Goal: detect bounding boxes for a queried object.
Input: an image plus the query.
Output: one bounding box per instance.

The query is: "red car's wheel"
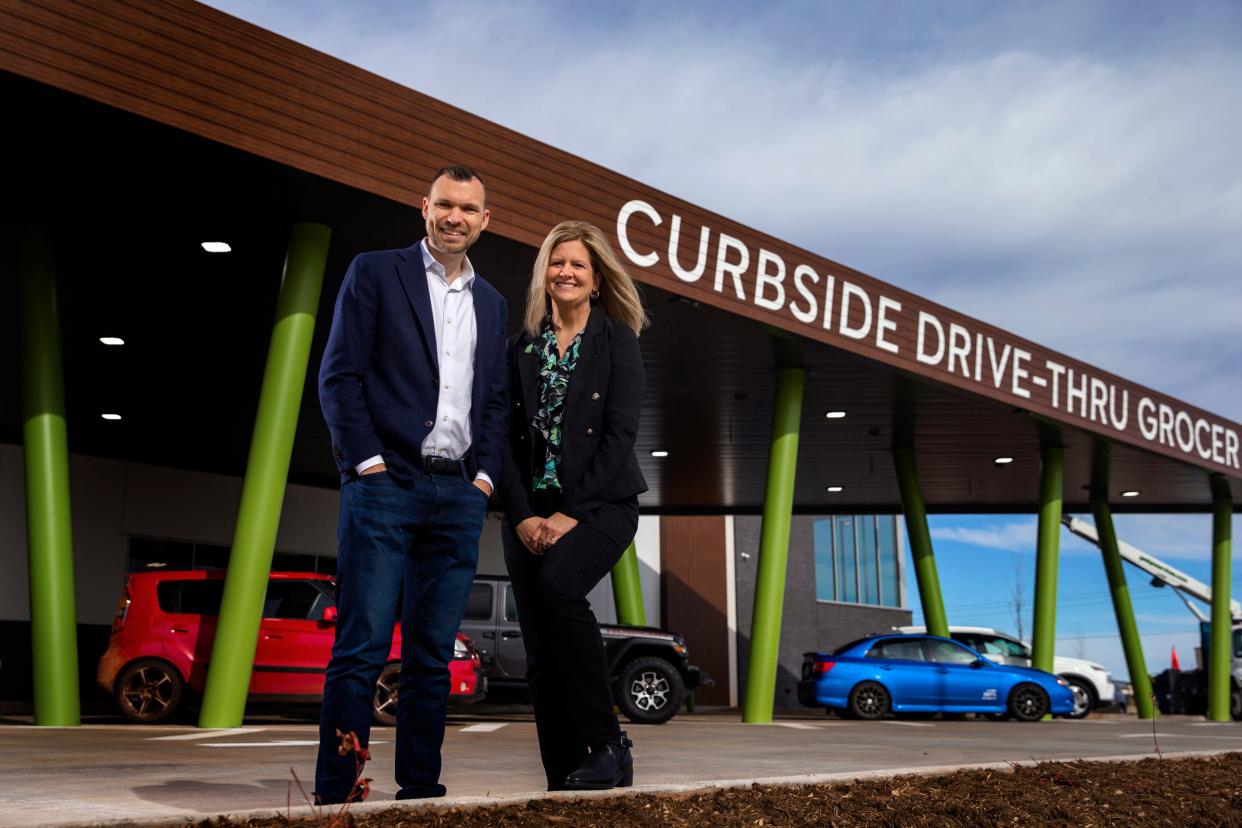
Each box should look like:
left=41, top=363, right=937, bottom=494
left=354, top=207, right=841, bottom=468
left=115, top=659, right=184, bottom=723
left=373, top=663, right=399, bottom=727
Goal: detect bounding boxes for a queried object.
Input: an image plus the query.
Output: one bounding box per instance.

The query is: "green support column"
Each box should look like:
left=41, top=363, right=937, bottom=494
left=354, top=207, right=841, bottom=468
left=611, top=541, right=646, bottom=626
left=1090, top=508, right=1154, bottom=719
left=18, top=224, right=80, bottom=727
left=742, top=365, right=804, bottom=724
left=892, top=446, right=949, bottom=639
left=199, top=223, right=331, bottom=727
left=1030, top=430, right=1063, bottom=676
left=1208, top=474, right=1232, bottom=722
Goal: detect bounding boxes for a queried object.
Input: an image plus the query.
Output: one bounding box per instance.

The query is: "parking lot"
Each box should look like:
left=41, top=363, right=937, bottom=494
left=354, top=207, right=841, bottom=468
left=1, top=709, right=1239, bottom=827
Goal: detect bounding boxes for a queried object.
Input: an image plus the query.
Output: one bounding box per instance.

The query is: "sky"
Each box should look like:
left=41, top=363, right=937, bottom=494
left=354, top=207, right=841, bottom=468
left=201, top=0, right=1242, bottom=682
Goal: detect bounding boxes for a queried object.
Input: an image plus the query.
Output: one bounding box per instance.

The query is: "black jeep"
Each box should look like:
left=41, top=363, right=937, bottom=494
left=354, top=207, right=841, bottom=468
left=461, top=575, right=709, bottom=724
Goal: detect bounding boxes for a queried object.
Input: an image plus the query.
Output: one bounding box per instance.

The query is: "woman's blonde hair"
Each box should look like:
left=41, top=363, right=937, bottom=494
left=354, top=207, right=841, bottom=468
left=523, top=221, right=650, bottom=336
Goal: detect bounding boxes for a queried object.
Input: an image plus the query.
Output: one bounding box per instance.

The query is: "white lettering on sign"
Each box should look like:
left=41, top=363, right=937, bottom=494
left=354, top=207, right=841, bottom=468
left=615, top=199, right=1241, bottom=471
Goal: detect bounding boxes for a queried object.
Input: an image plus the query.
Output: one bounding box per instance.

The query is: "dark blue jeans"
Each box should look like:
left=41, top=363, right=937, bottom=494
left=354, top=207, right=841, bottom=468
left=315, top=469, right=486, bottom=801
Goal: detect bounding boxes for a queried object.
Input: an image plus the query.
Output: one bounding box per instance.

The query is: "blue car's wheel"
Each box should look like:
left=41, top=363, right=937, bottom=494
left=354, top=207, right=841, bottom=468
left=1008, top=683, right=1050, bottom=722
left=848, top=681, right=890, bottom=720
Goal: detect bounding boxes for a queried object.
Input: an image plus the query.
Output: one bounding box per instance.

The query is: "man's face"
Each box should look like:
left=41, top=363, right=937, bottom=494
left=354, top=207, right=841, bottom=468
left=422, top=175, right=489, bottom=256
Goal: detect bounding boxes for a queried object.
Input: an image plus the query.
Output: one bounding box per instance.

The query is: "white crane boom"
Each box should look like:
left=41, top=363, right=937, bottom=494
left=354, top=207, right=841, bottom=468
left=1062, top=515, right=1241, bottom=623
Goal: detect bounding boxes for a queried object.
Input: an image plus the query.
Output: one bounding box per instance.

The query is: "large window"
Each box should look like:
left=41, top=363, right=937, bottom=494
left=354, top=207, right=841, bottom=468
left=812, top=515, right=902, bottom=608
left=128, top=536, right=336, bottom=574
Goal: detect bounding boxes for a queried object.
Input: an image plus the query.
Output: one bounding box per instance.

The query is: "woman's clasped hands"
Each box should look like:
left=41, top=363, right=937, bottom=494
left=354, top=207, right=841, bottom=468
left=515, top=512, right=579, bottom=554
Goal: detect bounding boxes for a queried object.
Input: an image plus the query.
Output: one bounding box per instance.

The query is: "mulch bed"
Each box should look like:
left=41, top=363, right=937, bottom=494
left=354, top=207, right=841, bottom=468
left=194, top=752, right=1242, bottom=827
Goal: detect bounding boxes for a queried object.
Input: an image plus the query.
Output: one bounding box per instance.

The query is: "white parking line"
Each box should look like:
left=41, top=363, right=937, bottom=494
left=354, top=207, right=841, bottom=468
left=882, top=721, right=935, bottom=727
left=201, top=740, right=390, bottom=748
left=149, top=728, right=266, bottom=741
left=1118, top=733, right=1242, bottom=740
left=1189, top=721, right=1237, bottom=727
left=767, top=722, right=820, bottom=730
left=459, top=723, right=508, bottom=733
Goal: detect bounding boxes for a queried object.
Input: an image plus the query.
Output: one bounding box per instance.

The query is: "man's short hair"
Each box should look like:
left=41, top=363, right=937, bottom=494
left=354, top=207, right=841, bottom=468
left=430, top=164, right=484, bottom=191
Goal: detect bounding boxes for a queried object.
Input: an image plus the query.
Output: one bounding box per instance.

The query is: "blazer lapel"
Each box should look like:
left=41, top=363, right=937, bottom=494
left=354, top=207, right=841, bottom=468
left=516, top=333, right=540, bottom=418
left=396, top=241, right=438, bottom=372
left=471, top=280, right=494, bottom=413
left=565, top=310, right=605, bottom=414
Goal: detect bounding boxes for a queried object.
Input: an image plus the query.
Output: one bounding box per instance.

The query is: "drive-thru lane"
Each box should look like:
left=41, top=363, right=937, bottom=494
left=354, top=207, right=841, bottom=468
left=0, top=712, right=1238, bottom=827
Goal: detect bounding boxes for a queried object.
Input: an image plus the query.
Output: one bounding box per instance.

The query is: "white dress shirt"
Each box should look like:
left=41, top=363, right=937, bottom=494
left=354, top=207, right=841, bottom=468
left=355, top=240, right=492, bottom=489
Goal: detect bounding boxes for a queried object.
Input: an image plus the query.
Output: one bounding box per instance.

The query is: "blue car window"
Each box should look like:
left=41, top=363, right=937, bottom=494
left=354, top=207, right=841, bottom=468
left=867, top=639, right=925, bottom=661
left=924, top=639, right=979, bottom=665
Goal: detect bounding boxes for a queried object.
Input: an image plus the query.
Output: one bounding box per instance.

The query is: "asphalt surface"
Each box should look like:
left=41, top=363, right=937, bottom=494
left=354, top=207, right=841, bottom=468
left=1, top=710, right=1239, bottom=827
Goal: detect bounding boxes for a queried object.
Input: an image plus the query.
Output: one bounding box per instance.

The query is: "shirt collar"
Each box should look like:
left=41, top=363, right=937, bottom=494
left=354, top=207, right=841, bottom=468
left=420, top=238, right=476, bottom=289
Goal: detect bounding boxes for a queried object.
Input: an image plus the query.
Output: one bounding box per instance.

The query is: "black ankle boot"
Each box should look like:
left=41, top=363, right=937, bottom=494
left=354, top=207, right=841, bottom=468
left=563, top=732, right=634, bottom=790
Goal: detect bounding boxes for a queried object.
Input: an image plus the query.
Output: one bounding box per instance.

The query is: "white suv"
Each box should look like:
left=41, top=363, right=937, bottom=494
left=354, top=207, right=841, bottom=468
left=897, top=625, right=1116, bottom=718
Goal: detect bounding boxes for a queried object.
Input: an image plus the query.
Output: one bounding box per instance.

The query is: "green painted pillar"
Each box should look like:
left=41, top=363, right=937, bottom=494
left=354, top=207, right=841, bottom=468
left=199, top=223, right=331, bottom=727
left=18, top=224, right=80, bottom=727
left=742, top=365, right=804, bottom=724
left=1208, top=474, right=1232, bottom=722
left=611, top=542, right=646, bottom=626
left=1090, top=497, right=1155, bottom=719
left=892, top=446, right=949, bottom=639
left=1030, top=433, right=1063, bottom=676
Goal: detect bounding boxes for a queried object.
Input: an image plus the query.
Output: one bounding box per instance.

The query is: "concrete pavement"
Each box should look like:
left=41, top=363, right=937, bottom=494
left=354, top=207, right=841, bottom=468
left=0, top=710, right=1239, bottom=827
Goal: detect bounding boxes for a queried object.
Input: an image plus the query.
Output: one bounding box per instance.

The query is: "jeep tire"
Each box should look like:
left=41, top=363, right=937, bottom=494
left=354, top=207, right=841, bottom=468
left=616, top=656, right=685, bottom=725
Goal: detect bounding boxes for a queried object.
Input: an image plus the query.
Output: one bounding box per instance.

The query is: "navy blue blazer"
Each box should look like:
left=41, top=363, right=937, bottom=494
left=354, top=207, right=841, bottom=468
left=500, top=310, right=648, bottom=524
left=318, top=240, right=508, bottom=485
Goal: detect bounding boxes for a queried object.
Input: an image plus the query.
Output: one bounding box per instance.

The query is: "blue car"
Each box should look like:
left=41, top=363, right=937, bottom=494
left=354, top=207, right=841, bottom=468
left=797, top=634, right=1075, bottom=721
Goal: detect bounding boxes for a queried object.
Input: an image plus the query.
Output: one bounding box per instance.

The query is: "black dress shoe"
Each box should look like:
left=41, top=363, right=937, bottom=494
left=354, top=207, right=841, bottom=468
left=563, top=732, right=634, bottom=790
left=396, top=783, right=447, bottom=799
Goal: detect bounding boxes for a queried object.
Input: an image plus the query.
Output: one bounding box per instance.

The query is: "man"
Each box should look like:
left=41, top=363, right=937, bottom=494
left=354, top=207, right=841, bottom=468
left=315, top=165, right=507, bottom=802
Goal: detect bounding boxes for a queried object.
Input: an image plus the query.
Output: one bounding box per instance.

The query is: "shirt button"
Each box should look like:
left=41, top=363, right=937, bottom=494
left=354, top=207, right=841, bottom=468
left=443, top=416, right=449, bottom=422
left=424, top=420, right=434, bottom=428
left=444, top=384, right=450, bottom=390
left=591, top=392, right=601, bottom=400
left=586, top=427, right=595, bottom=435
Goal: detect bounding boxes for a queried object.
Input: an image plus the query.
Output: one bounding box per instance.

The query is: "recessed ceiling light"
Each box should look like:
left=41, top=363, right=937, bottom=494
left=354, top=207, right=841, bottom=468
left=994, top=456, right=1014, bottom=465
left=826, top=485, right=844, bottom=493
left=824, top=410, right=847, bottom=419
left=101, top=413, right=122, bottom=421
left=1120, top=490, right=1140, bottom=498
left=650, top=450, right=669, bottom=458
left=145, top=561, right=167, bottom=568
left=99, top=337, right=125, bottom=346
left=201, top=241, right=232, bottom=253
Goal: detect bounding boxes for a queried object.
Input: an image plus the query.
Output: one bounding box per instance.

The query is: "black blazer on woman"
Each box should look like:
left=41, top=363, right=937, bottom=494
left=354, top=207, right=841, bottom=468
left=500, top=310, right=648, bottom=526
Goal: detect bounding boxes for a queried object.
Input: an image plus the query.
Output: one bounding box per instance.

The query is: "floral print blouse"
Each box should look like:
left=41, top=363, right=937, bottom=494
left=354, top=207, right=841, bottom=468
left=529, top=321, right=583, bottom=491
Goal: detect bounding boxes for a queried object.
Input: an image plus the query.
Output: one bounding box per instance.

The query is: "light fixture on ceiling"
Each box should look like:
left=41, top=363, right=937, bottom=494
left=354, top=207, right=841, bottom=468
left=99, top=336, right=125, bottom=346
left=650, top=450, right=669, bottom=458
left=826, top=485, right=844, bottom=493
left=1120, top=490, right=1140, bottom=498
left=201, top=241, right=232, bottom=253
left=994, top=456, right=1014, bottom=465
left=824, top=410, right=847, bottom=419
left=101, top=413, right=122, bottom=421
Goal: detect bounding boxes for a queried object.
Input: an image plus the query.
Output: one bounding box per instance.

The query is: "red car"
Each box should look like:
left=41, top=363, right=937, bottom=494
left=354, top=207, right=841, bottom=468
left=97, top=570, right=484, bottom=724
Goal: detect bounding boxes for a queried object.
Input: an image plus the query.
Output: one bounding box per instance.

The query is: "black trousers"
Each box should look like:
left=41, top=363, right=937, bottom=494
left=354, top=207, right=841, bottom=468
left=502, top=493, right=639, bottom=789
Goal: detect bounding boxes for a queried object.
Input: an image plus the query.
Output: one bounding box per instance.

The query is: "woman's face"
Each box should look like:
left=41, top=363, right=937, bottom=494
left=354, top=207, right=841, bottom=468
left=545, top=239, right=599, bottom=314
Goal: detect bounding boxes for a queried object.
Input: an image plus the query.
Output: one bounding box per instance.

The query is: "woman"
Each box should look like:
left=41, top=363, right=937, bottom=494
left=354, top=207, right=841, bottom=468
left=499, top=220, right=649, bottom=791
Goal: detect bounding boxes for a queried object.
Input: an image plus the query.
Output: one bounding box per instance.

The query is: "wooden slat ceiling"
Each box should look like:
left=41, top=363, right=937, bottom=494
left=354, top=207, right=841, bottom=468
left=0, top=0, right=1237, bottom=513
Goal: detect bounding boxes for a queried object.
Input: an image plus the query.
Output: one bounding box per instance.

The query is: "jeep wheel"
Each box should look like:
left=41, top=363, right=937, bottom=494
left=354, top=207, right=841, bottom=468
left=373, top=663, right=399, bottom=727
left=116, top=659, right=184, bottom=723
left=1231, top=685, right=1242, bottom=721
left=616, top=656, right=685, bottom=725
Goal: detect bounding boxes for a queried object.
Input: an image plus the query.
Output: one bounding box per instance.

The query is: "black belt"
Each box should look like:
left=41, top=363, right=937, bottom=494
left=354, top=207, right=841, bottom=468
left=422, top=455, right=465, bottom=475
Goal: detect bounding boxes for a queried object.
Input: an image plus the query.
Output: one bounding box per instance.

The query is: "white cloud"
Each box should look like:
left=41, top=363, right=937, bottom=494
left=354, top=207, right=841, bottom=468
left=202, top=1, right=1242, bottom=418
left=931, top=519, right=1098, bottom=555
